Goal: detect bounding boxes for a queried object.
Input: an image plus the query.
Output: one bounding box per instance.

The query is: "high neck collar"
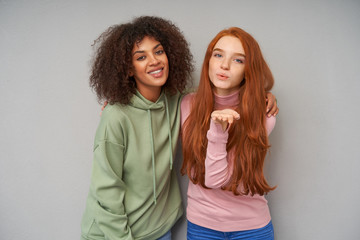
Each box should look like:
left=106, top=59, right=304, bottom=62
left=213, top=90, right=240, bottom=110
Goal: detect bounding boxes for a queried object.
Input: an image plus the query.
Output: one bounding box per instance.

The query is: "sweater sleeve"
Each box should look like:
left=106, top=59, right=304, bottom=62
left=204, top=119, right=231, bottom=188
left=204, top=116, right=276, bottom=189
left=90, top=140, right=133, bottom=240
left=87, top=111, right=134, bottom=240
left=180, top=93, right=193, bottom=127
left=265, top=115, right=276, bottom=135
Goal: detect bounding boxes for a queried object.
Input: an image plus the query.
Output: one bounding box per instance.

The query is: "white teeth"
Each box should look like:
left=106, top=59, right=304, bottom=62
left=149, top=69, right=162, bottom=74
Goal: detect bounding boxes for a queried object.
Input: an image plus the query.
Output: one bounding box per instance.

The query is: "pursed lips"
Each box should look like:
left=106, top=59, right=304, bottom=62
left=216, top=73, right=229, bottom=80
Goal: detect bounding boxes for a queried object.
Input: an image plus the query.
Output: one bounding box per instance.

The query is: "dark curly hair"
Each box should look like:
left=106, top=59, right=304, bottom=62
left=89, top=16, right=194, bottom=104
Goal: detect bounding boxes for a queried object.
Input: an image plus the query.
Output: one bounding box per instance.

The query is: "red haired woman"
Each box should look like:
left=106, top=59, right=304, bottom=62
left=181, top=27, right=277, bottom=239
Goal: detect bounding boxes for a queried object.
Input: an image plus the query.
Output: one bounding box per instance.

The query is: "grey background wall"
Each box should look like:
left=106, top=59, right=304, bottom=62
left=1, top=0, right=359, bottom=239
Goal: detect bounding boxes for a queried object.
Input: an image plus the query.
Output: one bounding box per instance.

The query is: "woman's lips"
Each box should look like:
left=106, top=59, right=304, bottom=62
left=216, top=73, right=229, bottom=80
left=148, top=68, right=164, bottom=78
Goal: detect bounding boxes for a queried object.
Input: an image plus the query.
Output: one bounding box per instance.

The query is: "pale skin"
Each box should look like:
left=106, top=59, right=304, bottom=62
left=211, top=94, right=278, bottom=131
left=209, top=36, right=277, bottom=131
left=211, top=109, right=240, bottom=131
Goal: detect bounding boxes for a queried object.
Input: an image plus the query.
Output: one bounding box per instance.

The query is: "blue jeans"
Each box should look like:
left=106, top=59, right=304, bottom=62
left=187, top=220, right=274, bottom=240
left=157, top=229, right=171, bottom=240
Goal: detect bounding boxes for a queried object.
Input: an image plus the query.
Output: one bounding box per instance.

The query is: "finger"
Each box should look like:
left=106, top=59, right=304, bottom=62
left=216, top=116, right=229, bottom=122
left=222, top=110, right=240, bottom=120
left=266, top=93, right=274, bottom=113
left=225, top=109, right=240, bottom=118
left=234, top=113, right=240, bottom=120
left=223, top=115, right=236, bottom=124
left=224, top=110, right=240, bottom=120
left=212, top=114, right=230, bottom=123
left=267, top=101, right=278, bottom=117
left=211, top=113, right=220, bottom=121
left=274, top=108, right=279, bottom=116
left=211, top=110, right=240, bottom=124
left=211, top=115, right=223, bottom=123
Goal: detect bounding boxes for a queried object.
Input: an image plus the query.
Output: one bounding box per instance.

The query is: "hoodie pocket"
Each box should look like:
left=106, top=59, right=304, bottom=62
left=82, top=219, right=105, bottom=240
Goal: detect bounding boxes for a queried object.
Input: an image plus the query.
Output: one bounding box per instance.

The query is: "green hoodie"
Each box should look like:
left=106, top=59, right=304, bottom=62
left=81, top=90, right=183, bottom=240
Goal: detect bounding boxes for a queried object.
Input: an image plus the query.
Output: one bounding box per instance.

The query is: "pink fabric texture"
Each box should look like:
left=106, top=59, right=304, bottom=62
left=181, top=91, right=276, bottom=231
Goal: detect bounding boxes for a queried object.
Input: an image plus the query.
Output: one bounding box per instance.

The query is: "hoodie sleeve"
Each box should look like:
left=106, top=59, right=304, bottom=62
left=204, top=116, right=276, bottom=189
left=90, top=140, right=134, bottom=240
left=86, top=110, right=134, bottom=240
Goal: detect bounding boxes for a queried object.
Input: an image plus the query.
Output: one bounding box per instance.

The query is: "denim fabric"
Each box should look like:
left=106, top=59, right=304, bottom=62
left=157, top=229, right=172, bottom=240
left=187, top=220, right=274, bottom=240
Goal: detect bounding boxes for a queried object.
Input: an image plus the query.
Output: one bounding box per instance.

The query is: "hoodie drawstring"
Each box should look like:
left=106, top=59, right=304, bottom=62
left=147, top=95, right=174, bottom=205
left=147, top=109, right=157, bottom=205
left=164, top=96, right=173, bottom=170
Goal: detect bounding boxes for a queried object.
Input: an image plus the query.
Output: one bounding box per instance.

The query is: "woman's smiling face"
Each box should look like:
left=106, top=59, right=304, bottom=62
left=130, top=36, right=169, bottom=101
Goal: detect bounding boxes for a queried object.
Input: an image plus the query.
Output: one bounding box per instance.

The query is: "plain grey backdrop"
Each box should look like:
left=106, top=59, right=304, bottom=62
left=1, top=0, right=359, bottom=239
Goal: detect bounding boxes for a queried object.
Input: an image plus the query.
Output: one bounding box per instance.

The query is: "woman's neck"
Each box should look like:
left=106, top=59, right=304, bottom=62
left=213, top=89, right=240, bottom=110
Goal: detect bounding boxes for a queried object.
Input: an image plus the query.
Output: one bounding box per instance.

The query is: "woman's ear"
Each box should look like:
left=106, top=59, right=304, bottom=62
left=129, top=70, right=134, bottom=77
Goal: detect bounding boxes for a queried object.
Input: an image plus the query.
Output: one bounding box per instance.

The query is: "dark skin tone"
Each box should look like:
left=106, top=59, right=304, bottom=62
left=266, top=93, right=279, bottom=117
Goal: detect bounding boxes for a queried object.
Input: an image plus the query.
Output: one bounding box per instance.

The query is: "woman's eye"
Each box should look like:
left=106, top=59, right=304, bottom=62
left=156, top=49, right=164, bottom=55
left=136, top=56, right=146, bottom=61
left=214, top=53, right=222, bottom=58
left=234, top=58, right=244, bottom=63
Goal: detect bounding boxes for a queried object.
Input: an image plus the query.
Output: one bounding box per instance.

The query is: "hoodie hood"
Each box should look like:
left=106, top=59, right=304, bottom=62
left=129, top=90, right=166, bottom=110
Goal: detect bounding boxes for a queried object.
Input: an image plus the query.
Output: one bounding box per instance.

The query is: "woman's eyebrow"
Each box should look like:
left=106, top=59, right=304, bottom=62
left=213, top=48, right=223, bottom=53
left=153, top=43, right=162, bottom=50
left=213, top=48, right=245, bottom=57
left=133, top=44, right=162, bottom=56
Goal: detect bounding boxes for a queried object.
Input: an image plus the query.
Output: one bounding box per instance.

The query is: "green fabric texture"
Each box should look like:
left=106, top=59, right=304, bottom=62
left=81, top=90, right=184, bottom=240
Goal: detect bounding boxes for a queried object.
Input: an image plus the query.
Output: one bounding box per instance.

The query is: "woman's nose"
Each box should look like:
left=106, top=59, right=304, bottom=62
left=149, top=54, right=160, bottom=65
left=220, top=59, right=230, bottom=70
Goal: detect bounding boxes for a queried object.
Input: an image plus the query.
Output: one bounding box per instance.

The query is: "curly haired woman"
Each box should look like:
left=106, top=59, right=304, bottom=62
left=181, top=27, right=278, bottom=239
left=81, top=16, right=193, bottom=240
left=81, top=16, right=278, bottom=240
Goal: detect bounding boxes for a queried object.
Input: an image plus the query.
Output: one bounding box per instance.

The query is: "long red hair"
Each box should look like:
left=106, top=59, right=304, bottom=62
left=181, top=27, right=276, bottom=196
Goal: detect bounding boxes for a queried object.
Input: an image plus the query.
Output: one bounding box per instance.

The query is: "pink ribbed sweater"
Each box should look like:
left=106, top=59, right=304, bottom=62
left=180, top=91, right=276, bottom=231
